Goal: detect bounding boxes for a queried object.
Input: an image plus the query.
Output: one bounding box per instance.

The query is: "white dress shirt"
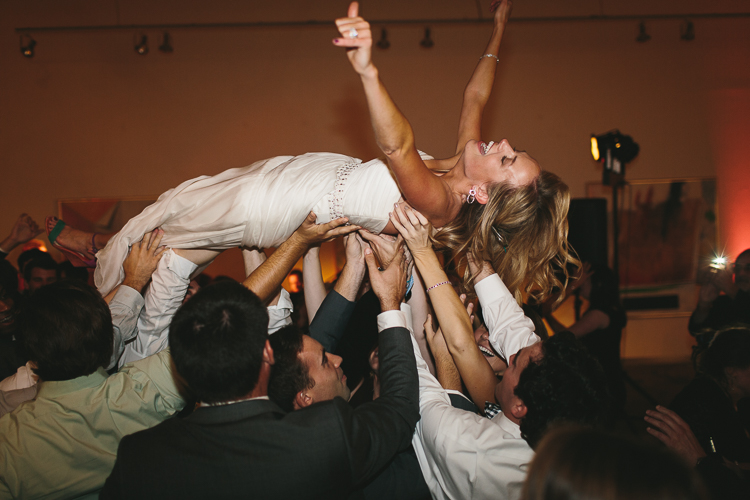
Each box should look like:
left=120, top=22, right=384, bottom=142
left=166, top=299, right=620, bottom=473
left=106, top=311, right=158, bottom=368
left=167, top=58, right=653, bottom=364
left=384, top=273, right=540, bottom=500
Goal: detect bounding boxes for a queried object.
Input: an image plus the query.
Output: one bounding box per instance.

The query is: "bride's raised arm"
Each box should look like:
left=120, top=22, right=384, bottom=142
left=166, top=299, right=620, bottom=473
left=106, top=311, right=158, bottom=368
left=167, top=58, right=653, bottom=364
left=334, top=2, right=457, bottom=227
left=454, top=0, right=512, bottom=153
left=424, top=0, right=513, bottom=177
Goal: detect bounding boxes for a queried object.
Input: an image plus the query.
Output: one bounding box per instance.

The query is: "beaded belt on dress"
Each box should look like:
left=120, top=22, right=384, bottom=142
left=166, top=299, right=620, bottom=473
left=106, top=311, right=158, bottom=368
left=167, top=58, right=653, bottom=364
left=328, top=161, right=361, bottom=220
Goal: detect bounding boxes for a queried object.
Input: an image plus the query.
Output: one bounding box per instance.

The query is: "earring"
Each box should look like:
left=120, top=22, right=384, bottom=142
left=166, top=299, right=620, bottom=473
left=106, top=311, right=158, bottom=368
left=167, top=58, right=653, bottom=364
left=467, top=188, right=476, bottom=204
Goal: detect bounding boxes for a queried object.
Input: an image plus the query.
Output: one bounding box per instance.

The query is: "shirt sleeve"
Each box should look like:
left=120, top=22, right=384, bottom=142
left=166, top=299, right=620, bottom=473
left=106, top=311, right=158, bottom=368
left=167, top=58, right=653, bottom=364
left=308, top=289, right=356, bottom=352
left=121, top=349, right=185, bottom=415
left=409, top=328, right=533, bottom=499
left=377, top=308, right=409, bottom=332
left=108, top=285, right=145, bottom=370
left=474, top=274, right=539, bottom=361
left=267, top=288, right=293, bottom=334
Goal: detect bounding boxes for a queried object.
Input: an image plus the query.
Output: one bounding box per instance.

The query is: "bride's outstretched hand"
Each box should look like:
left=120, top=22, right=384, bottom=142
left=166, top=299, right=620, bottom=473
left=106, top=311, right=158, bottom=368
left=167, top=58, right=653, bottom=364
left=490, top=0, right=513, bottom=28
left=389, top=202, right=432, bottom=257
left=333, top=2, right=373, bottom=76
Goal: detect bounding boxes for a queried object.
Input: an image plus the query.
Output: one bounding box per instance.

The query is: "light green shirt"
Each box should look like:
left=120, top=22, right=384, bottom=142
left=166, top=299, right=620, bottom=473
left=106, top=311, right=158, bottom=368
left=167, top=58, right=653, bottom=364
left=0, top=349, right=184, bottom=499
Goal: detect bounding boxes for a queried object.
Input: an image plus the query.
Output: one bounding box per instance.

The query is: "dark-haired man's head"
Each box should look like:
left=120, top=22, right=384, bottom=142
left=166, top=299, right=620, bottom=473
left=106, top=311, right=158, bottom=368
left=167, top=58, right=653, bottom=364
left=268, top=326, right=350, bottom=412
left=0, top=260, right=20, bottom=335
left=23, top=280, right=112, bottom=381
left=169, top=281, right=271, bottom=404
left=734, top=249, right=750, bottom=292
left=57, top=260, right=90, bottom=283
left=699, top=326, right=750, bottom=399
left=494, top=331, right=610, bottom=449
left=21, top=250, right=57, bottom=293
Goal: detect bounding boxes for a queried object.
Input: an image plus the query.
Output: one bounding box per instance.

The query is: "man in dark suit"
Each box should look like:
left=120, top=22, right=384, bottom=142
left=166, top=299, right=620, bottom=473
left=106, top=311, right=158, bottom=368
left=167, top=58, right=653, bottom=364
left=100, top=244, right=418, bottom=499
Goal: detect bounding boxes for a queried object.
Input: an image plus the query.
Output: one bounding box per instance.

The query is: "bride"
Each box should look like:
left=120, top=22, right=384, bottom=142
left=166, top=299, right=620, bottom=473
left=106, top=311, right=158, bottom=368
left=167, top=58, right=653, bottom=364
left=49, top=0, right=575, bottom=302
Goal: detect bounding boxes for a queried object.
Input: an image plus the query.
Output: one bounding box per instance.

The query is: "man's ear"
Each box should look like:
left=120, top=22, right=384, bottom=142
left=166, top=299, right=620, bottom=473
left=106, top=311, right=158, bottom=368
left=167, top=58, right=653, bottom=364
left=293, top=390, right=313, bottom=410
left=509, top=397, right=528, bottom=420
left=263, top=340, right=275, bottom=366
left=475, top=185, right=490, bottom=205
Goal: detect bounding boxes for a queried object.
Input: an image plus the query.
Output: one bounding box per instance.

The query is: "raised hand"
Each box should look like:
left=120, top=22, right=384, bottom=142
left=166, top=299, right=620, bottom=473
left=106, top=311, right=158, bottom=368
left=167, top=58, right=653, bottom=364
left=293, top=212, right=360, bottom=248
left=359, top=230, right=403, bottom=269
left=466, top=252, right=495, bottom=283
left=490, top=0, right=513, bottom=29
left=365, top=245, right=408, bottom=311
left=333, top=2, right=373, bottom=76
left=388, top=202, right=432, bottom=258
left=122, top=229, right=167, bottom=293
left=698, top=280, right=720, bottom=304
left=343, top=232, right=366, bottom=268
left=645, top=406, right=706, bottom=465
left=4, top=213, right=42, bottom=249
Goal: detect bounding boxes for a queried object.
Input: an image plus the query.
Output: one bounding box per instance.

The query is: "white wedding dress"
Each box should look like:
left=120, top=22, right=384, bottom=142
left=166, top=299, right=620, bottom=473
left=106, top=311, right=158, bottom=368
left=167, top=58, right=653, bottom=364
left=95, top=151, right=433, bottom=296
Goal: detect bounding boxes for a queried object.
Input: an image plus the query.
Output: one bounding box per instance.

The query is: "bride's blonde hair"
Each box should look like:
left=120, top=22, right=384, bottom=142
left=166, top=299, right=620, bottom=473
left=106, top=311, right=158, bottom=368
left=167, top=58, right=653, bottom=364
left=432, top=170, right=579, bottom=304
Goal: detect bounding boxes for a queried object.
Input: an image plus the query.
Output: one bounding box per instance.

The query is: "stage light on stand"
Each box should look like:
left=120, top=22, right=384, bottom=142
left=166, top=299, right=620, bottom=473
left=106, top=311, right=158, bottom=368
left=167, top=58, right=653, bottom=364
left=591, top=136, right=600, bottom=161
left=590, top=130, right=639, bottom=278
left=590, top=130, right=639, bottom=185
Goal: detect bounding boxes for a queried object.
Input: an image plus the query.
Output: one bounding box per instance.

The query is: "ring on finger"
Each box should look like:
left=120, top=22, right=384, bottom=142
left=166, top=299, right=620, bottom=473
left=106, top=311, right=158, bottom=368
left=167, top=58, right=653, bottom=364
left=349, top=28, right=359, bottom=38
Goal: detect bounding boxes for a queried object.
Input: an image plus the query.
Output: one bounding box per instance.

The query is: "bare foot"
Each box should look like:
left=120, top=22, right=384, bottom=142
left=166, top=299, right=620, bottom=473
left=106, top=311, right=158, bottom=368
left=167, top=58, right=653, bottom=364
left=46, top=217, right=97, bottom=259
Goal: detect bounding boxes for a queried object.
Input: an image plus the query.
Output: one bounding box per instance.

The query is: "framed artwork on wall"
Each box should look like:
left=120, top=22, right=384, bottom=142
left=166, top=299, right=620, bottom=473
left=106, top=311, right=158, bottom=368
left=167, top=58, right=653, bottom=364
left=585, top=178, right=718, bottom=316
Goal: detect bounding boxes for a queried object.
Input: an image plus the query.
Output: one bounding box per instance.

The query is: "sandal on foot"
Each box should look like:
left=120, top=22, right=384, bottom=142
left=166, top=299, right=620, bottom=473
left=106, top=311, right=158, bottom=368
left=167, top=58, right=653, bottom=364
left=46, top=216, right=97, bottom=268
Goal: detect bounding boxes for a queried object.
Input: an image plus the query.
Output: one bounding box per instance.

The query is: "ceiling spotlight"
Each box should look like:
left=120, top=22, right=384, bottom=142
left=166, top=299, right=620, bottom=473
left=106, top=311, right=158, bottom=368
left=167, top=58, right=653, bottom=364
left=159, top=32, right=174, bottom=53
left=636, top=22, right=651, bottom=43
left=376, top=28, right=390, bottom=50
left=420, top=27, right=434, bottom=49
left=681, top=21, right=695, bottom=41
left=20, top=35, right=36, bottom=58
left=134, top=35, right=149, bottom=55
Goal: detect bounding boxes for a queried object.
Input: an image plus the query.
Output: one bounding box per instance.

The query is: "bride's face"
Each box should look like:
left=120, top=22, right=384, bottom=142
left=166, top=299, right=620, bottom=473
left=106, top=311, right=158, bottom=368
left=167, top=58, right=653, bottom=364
left=463, top=139, right=540, bottom=188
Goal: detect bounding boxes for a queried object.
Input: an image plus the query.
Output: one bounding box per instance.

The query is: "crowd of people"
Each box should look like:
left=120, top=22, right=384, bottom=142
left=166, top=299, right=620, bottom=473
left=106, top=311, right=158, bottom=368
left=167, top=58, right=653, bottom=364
left=1, top=1, right=748, bottom=499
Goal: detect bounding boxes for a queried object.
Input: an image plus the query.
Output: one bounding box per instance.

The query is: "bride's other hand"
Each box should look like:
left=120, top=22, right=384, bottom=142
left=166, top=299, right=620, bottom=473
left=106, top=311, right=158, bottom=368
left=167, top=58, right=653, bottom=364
left=490, top=0, right=513, bottom=28
left=389, top=202, right=432, bottom=256
left=333, top=2, right=373, bottom=76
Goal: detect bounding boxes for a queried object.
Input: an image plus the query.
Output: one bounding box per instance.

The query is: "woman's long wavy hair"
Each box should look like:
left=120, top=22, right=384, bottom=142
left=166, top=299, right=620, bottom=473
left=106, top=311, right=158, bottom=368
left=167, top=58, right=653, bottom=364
left=432, top=170, right=578, bottom=304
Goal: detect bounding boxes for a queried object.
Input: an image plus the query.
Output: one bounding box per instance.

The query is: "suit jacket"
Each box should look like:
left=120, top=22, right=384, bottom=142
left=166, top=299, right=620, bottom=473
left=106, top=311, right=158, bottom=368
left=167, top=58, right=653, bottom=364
left=100, top=325, right=418, bottom=500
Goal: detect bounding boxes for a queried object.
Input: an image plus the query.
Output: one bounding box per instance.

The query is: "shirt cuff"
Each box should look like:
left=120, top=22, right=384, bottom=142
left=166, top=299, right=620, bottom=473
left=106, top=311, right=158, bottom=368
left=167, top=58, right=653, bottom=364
left=111, top=284, right=145, bottom=310
left=268, top=288, right=293, bottom=312
left=377, top=309, right=408, bottom=332
left=475, top=273, right=509, bottom=303
left=167, top=250, right=200, bottom=280
left=267, top=289, right=293, bottom=334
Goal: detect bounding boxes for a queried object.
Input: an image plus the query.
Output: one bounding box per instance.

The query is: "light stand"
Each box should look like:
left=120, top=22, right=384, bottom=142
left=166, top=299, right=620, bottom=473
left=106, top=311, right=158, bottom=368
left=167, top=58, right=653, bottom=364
left=590, top=132, right=657, bottom=413
left=590, top=130, right=639, bottom=278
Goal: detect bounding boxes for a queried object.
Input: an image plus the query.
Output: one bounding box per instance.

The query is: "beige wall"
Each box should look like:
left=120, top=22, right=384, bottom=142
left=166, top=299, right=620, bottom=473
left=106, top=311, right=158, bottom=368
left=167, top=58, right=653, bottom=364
left=3, top=1, right=749, bottom=358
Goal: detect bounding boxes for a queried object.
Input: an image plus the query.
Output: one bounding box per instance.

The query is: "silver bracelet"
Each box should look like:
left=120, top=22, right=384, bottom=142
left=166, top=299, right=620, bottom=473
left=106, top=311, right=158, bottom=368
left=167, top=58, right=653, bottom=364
left=480, top=53, right=500, bottom=63
left=426, top=281, right=450, bottom=293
